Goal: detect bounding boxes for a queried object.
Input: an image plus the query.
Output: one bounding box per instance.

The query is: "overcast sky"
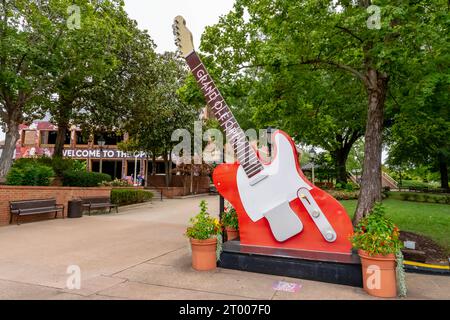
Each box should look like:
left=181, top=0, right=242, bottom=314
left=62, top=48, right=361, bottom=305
left=0, top=0, right=234, bottom=141
left=124, top=0, right=235, bottom=53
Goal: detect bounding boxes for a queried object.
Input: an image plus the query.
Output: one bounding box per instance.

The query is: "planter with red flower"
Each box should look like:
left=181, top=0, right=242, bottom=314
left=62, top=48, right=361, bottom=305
left=222, top=205, right=239, bottom=241
left=186, top=200, right=222, bottom=271
left=350, top=203, right=405, bottom=298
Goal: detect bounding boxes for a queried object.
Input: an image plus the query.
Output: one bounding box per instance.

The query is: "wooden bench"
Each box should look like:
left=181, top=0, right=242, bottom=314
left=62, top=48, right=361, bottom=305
left=81, top=197, right=118, bottom=216
left=9, top=199, right=65, bottom=225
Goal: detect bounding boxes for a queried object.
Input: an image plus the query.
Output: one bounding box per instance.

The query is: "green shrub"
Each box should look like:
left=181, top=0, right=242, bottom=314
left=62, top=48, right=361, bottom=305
left=72, top=160, right=87, bottom=172
left=185, top=200, right=221, bottom=240
left=335, top=182, right=359, bottom=191
left=110, top=189, right=153, bottom=206
left=222, top=206, right=239, bottom=230
left=6, top=167, right=26, bottom=185
left=6, top=163, right=54, bottom=186
left=328, top=190, right=359, bottom=200
left=350, top=203, right=402, bottom=256
left=63, top=170, right=112, bottom=187
left=399, top=180, right=433, bottom=189
left=11, top=158, right=39, bottom=169
left=335, top=182, right=344, bottom=190
left=50, top=157, right=77, bottom=177
left=388, top=192, right=449, bottom=204
left=101, top=179, right=130, bottom=187
left=26, top=165, right=54, bottom=186
left=10, top=157, right=86, bottom=178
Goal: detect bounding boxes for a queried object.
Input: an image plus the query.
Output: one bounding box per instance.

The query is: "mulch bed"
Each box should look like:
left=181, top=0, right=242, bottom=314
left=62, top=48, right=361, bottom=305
left=400, top=231, right=449, bottom=265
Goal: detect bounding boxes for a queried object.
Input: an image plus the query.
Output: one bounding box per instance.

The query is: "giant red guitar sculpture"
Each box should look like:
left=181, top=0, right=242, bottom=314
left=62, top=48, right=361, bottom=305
left=173, top=16, right=354, bottom=254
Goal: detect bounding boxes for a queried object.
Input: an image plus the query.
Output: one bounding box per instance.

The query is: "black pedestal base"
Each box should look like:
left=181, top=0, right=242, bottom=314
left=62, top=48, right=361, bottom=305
left=218, top=241, right=363, bottom=287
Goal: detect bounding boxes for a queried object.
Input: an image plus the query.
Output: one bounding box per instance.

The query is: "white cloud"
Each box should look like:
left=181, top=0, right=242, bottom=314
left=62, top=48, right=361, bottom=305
left=123, top=0, right=235, bottom=53
left=0, top=1, right=235, bottom=139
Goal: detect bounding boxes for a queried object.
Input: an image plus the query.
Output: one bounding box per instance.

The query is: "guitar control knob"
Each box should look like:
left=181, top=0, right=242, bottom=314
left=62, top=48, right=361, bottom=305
left=312, top=210, right=320, bottom=218
left=325, top=230, right=336, bottom=242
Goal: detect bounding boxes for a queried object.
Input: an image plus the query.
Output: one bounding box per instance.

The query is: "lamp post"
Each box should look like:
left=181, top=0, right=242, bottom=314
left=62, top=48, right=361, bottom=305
left=134, top=154, right=138, bottom=186
left=267, top=126, right=273, bottom=158
left=309, top=148, right=317, bottom=184
left=98, top=135, right=106, bottom=174
left=87, top=137, right=93, bottom=172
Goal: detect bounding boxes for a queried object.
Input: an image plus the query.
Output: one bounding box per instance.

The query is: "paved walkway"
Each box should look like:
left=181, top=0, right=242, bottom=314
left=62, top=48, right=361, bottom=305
left=0, top=195, right=448, bottom=300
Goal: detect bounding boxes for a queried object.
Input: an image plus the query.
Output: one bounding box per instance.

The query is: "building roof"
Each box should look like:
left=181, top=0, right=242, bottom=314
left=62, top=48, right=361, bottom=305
left=301, top=162, right=322, bottom=171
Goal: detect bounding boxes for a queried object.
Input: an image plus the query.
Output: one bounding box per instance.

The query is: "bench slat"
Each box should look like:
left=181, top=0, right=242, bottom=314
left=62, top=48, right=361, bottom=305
left=80, top=197, right=118, bottom=216
left=9, top=198, right=64, bottom=225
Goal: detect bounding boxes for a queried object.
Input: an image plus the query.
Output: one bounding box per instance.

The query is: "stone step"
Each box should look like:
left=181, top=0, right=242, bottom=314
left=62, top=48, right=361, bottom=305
left=145, top=188, right=165, bottom=201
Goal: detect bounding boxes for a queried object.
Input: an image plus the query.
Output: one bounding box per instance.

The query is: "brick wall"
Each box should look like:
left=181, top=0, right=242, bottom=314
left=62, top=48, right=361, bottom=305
left=0, top=186, right=112, bottom=226
left=148, top=175, right=210, bottom=196
left=160, top=187, right=188, bottom=198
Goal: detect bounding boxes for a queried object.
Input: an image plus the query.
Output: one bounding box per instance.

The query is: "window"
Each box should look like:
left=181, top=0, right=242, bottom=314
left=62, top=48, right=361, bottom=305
left=40, top=130, right=71, bottom=145
left=94, top=132, right=124, bottom=146
left=64, top=131, right=71, bottom=144
left=75, top=131, right=90, bottom=145
left=22, top=130, right=37, bottom=146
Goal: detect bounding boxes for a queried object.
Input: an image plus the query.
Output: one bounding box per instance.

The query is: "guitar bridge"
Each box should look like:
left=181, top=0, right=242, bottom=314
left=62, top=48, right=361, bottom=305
left=297, top=188, right=337, bottom=243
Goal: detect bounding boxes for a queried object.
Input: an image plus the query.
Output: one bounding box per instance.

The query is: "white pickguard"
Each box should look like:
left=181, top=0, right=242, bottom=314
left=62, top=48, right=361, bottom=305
left=236, top=132, right=312, bottom=222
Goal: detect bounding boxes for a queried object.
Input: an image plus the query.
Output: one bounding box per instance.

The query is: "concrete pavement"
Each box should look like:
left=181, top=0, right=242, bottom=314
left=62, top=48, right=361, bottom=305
left=0, top=195, right=448, bottom=300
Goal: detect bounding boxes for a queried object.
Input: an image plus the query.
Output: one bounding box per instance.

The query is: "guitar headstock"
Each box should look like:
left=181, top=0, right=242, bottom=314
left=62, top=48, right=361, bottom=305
left=172, top=15, right=194, bottom=58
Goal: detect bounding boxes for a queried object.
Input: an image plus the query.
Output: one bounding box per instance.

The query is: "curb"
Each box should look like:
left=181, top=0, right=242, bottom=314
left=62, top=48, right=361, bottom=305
left=404, top=260, right=449, bottom=276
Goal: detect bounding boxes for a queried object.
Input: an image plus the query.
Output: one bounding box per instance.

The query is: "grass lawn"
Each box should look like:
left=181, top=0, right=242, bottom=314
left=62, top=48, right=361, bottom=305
left=340, top=199, right=450, bottom=254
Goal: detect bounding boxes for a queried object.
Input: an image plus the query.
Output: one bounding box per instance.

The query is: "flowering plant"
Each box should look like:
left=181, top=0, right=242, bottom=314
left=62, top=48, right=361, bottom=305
left=350, top=203, right=402, bottom=256
left=186, top=200, right=222, bottom=240
left=222, top=205, right=239, bottom=230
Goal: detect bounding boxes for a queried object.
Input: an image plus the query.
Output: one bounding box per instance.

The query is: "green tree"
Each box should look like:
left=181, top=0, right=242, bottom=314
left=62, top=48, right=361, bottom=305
left=249, top=69, right=366, bottom=184
left=121, top=52, right=200, bottom=187
left=0, top=0, right=66, bottom=178
left=387, top=76, right=449, bottom=189
left=198, top=0, right=448, bottom=222
left=386, top=7, right=449, bottom=190
left=46, top=0, right=143, bottom=157
left=347, top=138, right=365, bottom=177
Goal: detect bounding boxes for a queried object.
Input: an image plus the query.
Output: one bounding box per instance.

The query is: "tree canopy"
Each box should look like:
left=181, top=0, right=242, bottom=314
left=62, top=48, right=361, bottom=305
left=195, top=0, right=448, bottom=221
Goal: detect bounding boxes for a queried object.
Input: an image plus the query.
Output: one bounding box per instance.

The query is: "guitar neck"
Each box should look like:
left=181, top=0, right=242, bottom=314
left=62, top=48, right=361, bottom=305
left=185, top=51, right=263, bottom=178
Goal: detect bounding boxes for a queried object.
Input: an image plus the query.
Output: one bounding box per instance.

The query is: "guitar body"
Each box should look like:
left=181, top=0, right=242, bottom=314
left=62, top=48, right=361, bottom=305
left=213, top=130, right=354, bottom=254
left=173, top=16, right=353, bottom=255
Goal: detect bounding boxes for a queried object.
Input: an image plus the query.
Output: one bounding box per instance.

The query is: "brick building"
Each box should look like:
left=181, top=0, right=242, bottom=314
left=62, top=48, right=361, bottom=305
left=15, top=121, right=167, bottom=181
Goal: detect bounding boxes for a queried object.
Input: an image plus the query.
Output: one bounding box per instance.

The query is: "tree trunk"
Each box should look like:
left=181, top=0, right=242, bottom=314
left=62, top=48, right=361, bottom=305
left=0, top=120, right=20, bottom=180
left=163, top=152, right=169, bottom=187
left=438, top=156, right=449, bottom=190
left=53, top=97, right=73, bottom=158
left=53, top=123, right=68, bottom=158
left=144, top=156, right=149, bottom=188
left=332, top=147, right=351, bottom=185
left=168, top=151, right=173, bottom=186
left=152, top=151, right=156, bottom=176
left=190, top=164, right=194, bottom=194
left=354, top=69, right=389, bottom=225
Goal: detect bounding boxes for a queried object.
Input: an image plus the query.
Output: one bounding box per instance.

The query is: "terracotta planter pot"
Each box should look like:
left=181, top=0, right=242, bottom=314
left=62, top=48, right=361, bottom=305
left=225, top=227, right=239, bottom=241
left=190, top=238, right=217, bottom=271
left=358, top=250, right=397, bottom=298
